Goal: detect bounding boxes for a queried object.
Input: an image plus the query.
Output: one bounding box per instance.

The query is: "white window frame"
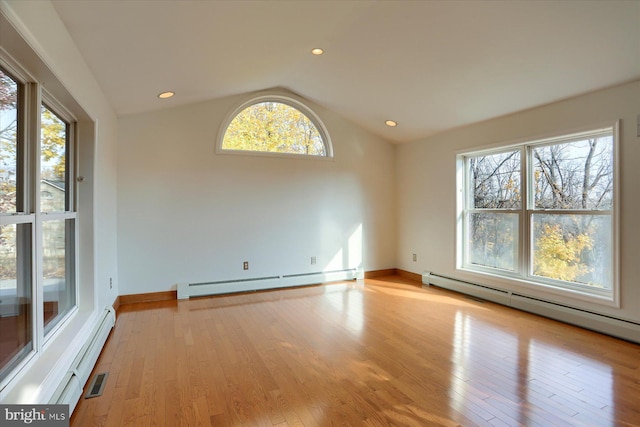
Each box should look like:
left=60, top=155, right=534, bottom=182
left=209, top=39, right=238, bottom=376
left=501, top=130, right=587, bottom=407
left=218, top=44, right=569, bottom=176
left=0, top=57, right=79, bottom=389
left=39, top=93, right=78, bottom=339
left=456, top=122, right=619, bottom=307
left=216, top=91, right=334, bottom=159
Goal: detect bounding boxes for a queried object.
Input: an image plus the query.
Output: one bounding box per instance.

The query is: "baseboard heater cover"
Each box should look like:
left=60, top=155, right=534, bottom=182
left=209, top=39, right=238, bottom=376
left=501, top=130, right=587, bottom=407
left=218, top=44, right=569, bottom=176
left=422, top=271, right=511, bottom=306
left=510, top=294, right=640, bottom=343
left=422, top=271, right=639, bottom=344
left=177, top=269, right=358, bottom=299
left=50, top=306, right=116, bottom=413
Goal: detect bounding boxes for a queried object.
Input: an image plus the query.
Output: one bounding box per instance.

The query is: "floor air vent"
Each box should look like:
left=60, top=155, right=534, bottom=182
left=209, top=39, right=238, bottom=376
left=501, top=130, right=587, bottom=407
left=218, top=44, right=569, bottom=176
left=85, top=372, right=109, bottom=399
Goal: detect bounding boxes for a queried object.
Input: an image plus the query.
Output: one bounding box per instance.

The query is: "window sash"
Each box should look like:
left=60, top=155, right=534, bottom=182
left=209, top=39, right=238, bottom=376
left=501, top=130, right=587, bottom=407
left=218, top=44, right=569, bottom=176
left=40, top=103, right=72, bottom=213
left=463, top=211, right=520, bottom=274
left=41, top=216, right=76, bottom=335
left=528, top=211, right=613, bottom=295
left=38, top=98, right=77, bottom=341
left=0, top=222, right=34, bottom=381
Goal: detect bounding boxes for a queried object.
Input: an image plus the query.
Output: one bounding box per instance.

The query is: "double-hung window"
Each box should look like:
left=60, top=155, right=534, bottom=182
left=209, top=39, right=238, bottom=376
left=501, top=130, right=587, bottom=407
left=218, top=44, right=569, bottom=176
left=458, top=124, right=618, bottom=303
left=40, top=103, right=76, bottom=335
left=0, top=62, right=77, bottom=385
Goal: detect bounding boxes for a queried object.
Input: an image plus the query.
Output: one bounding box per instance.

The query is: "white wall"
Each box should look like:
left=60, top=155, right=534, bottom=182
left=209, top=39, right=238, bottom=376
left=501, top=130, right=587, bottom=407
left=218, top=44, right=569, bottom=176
left=397, top=80, right=640, bottom=322
left=1, top=0, right=119, bottom=308
left=0, top=0, right=119, bottom=402
left=117, top=90, right=396, bottom=295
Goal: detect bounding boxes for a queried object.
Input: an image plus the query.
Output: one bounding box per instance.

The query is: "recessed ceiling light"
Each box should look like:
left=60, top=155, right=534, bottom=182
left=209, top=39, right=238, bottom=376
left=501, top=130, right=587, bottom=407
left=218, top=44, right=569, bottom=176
left=385, top=120, right=398, bottom=127
left=158, top=91, right=175, bottom=99
left=311, top=48, right=324, bottom=55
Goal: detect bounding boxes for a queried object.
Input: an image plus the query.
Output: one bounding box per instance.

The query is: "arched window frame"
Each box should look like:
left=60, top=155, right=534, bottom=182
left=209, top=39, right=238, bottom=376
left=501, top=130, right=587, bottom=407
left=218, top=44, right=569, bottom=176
left=216, top=92, right=334, bottom=159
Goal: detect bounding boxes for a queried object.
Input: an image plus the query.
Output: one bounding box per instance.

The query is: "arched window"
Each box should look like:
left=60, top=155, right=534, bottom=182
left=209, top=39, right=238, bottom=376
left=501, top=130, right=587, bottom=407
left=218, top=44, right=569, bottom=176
left=218, top=94, right=332, bottom=158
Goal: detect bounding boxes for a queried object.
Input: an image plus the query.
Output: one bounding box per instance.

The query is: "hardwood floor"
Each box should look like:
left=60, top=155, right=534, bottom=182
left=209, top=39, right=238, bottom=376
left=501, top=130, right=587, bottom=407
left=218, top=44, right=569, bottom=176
left=71, top=276, right=640, bottom=426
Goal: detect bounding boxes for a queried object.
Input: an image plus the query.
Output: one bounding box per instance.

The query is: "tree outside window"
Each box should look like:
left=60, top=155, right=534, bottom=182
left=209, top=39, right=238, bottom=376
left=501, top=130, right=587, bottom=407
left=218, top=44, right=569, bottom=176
left=460, top=127, right=616, bottom=297
left=221, top=100, right=329, bottom=157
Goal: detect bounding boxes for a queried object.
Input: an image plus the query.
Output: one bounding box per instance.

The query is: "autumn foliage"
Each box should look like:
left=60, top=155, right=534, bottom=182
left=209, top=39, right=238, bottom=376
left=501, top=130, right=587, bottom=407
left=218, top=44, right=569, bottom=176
left=222, top=101, right=326, bottom=156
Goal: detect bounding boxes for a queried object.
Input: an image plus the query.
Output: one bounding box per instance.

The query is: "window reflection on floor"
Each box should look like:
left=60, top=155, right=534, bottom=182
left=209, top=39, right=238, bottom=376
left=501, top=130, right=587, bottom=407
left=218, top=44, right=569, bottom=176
left=527, top=339, right=612, bottom=425
left=450, top=311, right=613, bottom=425
left=323, top=284, right=364, bottom=336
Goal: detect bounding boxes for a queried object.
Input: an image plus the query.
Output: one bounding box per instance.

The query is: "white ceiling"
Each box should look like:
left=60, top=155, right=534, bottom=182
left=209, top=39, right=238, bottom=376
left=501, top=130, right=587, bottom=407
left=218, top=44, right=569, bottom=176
left=51, top=0, right=640, bottom=143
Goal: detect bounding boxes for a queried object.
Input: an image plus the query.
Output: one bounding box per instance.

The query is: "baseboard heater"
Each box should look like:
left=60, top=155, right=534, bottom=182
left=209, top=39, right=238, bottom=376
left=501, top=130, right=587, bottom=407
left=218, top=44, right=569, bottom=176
left=49, top=306, right=116, bottom=413
left=422, top=272, right=640, bottom=344
left=177, top=269, right=359, bottom=299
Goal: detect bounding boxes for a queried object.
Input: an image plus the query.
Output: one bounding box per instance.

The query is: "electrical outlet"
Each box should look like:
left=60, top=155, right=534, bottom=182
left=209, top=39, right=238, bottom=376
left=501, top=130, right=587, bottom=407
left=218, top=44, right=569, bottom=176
left=412, top=253, right=417, bottom=262
left=243, top=261, right=249, bottom=270
left=311, top=256, right=316, bottom=265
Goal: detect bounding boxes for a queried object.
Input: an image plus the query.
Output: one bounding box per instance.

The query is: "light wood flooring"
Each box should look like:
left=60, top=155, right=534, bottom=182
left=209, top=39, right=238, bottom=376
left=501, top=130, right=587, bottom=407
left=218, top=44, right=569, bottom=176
left=71, top=276, right=640, bottom=426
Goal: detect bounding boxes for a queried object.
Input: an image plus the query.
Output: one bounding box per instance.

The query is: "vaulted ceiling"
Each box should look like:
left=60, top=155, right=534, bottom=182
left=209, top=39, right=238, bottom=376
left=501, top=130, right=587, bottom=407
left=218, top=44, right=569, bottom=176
left=51, top=0, right=640, bottom=143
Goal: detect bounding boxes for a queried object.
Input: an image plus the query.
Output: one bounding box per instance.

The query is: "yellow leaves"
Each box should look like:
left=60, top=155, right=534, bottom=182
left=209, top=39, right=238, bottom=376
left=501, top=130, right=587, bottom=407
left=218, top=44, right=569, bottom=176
left=41, top=108, right=65, bottom=154
left=534, top=223, right=593, bottom=282
left=222, top=102, right=325, bottom=156
left=41, top=106, right=66, bottom=180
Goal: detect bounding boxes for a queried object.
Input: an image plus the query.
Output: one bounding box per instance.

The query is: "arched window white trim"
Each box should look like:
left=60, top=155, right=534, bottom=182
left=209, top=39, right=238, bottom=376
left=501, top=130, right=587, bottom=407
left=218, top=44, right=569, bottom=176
left=216, top=91, right=333, bottom=159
